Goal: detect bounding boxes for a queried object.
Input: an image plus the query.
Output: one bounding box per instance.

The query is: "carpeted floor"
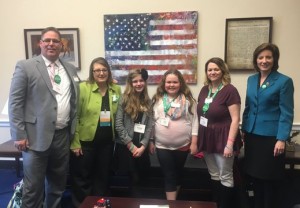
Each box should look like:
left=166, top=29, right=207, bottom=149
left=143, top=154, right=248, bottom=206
left=0, top=168, right=72, bottom=208
left=0, top=156, right=210, bottom=208
left=0, top=168, right=23, bottom=207
left=1, top=157, right=300, bottom=208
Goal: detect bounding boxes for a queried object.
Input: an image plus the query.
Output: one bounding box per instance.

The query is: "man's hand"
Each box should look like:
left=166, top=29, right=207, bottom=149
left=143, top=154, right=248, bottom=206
left=14, top=139, right=29, bottom=151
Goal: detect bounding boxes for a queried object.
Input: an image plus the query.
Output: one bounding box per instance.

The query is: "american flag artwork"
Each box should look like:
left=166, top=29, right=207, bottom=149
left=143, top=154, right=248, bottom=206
left=104, top=11, right=198, bottom=84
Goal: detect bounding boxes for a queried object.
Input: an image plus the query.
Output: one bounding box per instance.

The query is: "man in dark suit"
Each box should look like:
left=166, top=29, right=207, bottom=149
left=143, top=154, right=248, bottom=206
left=9, top=27, right=80, bottom=208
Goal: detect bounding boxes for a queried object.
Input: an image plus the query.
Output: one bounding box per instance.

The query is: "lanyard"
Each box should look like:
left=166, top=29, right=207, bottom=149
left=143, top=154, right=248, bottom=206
left=202, top=83, right=223, bottom=115
left=163, top=93, right=176, bottom=115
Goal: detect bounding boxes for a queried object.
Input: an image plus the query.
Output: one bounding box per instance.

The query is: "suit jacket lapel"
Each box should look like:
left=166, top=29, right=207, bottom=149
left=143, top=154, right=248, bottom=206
left=265, top=71, right=279, bottom=88
left=252, top=73, right=259, bottom=97
left=258, top=71, right=279, bottom=94
left=59, top=59, right=79, bottom=99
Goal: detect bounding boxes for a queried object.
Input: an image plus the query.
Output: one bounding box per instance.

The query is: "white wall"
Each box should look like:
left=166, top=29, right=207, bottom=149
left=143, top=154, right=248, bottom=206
left=1, top=0, right=300, bottom=143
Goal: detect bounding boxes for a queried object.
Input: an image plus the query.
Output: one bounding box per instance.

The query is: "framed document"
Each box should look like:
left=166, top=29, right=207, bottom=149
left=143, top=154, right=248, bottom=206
left=225, top=17, right=272, bottom=71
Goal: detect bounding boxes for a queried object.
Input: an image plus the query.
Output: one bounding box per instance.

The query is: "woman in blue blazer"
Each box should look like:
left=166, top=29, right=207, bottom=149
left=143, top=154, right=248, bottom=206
left=242, top=43, right=294, bottom=208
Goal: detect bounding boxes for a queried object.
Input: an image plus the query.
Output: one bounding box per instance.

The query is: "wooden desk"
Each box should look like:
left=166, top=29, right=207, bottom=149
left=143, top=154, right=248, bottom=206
left=285, top=144, right=300, bottom=170
left=80, top=196, right=217, bottom=208
left=0, top=140, right=22, bottom=177
left=239, top=144, right=300, bottom=170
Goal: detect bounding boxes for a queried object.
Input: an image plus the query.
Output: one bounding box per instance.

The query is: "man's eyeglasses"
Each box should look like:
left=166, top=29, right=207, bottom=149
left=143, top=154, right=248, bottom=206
left=41, top=38, right=61, bottom=44
left=93, top=69, right=108, bottom=74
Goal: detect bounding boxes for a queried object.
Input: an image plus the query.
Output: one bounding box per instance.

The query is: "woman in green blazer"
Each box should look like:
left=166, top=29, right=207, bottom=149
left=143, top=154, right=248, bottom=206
left=70, top=57, right=121, bottom=207
left=242, top=43, right=294, bottom=208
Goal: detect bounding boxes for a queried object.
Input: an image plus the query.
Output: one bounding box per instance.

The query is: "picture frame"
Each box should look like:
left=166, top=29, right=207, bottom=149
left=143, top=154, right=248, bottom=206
left=224, top=17, right=272, bottom=71
left=24, top=28, right=81, bottom=69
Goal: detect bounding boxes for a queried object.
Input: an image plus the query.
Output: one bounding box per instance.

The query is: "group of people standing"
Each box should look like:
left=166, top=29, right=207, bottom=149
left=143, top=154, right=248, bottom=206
left=8, top=26, right=294, bottom=208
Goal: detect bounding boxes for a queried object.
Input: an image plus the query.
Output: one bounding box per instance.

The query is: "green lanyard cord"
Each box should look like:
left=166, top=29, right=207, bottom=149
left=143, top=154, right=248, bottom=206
left=202, top=83, right=223, bottom=115
left=163, top=93, right=176, bottom=115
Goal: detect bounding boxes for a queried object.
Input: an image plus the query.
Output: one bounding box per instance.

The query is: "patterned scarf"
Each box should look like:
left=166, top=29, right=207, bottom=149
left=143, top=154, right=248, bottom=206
left=165, top=94, right=187, bottom=120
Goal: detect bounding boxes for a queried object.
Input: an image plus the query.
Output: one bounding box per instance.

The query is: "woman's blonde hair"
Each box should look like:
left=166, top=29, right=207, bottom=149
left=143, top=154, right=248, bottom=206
left=204, top=57, right=231, bottom=86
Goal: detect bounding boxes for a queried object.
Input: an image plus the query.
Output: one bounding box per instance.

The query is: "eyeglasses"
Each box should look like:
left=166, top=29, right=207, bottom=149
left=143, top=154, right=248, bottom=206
left=93, top=69, right=108, bottom=74
left=41, top=38, right=61, bottom=44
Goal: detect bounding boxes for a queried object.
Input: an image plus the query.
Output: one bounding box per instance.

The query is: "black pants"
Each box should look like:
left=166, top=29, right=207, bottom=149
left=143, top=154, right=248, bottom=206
left=156, top=148, right=188, bottom=192
left=250, top=176, right=284, bottom=208
left=70, top=140, right=114, bottom=206
left=113, top=143, right=150, bottom=197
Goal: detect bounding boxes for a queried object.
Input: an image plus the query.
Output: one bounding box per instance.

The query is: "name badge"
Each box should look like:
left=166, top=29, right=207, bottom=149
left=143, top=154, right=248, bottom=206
left=200, top=116, right=208, bottom=127
left=134, top=123, right=146, bottom=134
left=205, top=98, right=212, bottom=104
left=159, top=117, right=170, bottom=127
left=171, top=102, right=180, bottom=108
left=100, top=111, right=111, bottom=126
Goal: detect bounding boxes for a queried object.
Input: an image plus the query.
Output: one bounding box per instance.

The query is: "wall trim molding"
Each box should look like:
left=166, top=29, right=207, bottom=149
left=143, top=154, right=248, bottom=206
left=0, top=122, right=299, bottom=161
left=292, top=123, right=300, bottom=130
left=0, top=120, right=9, bottom=127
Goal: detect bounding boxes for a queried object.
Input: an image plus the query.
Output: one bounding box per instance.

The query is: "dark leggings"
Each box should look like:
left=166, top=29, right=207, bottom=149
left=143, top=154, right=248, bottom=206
left=70, top=141, right=114, bottom=206
left=156, top=148, right=188, bottom=192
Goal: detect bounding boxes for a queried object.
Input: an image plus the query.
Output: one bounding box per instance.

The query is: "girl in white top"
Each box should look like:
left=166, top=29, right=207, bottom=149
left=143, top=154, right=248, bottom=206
left=149, top=69, right=198, bottom=200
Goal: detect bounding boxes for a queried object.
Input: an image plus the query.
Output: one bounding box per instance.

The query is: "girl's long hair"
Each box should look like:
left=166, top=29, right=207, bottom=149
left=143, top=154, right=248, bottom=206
left=123, top=69, right=151, bottom=120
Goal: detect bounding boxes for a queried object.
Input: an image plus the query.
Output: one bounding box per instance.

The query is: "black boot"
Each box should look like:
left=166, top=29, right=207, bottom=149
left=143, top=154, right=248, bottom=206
left=221, top=185, right=234, bottom=208
left=211, top=180, right=221, bottom=207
